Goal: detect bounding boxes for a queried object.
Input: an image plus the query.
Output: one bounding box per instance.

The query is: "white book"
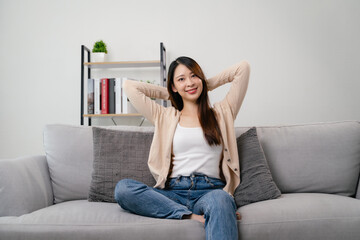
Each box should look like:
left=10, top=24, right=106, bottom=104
left=115, top=78, right=122, bottom=114
left=94, top=78, right=101, bottom=114
left=122, top=77, right=129, bottom=113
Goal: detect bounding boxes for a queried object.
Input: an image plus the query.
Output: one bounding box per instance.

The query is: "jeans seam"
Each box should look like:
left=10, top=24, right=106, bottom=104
left=199, top=199, right=211, bottom=240
left=186, top=190, right=191, bottom=209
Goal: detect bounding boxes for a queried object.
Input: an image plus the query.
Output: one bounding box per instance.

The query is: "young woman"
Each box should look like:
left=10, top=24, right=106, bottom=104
left=114, top=57, right=250, bottom=240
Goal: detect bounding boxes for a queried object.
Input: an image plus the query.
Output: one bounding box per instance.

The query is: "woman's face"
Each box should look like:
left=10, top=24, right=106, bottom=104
left=172, top=64, right=203, bottom=104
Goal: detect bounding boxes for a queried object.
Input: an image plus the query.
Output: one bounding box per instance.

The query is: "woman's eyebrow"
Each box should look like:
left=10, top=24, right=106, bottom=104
left=175, top=71, right=193, bottom=79
left=175, top=74, right=185, bottom=79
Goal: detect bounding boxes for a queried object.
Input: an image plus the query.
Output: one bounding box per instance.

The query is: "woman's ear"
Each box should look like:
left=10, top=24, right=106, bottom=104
left=172, top=84, right=178, bottom=93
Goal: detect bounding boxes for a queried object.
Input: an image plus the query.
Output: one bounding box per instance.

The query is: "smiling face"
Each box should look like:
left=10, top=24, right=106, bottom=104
left=171, top=64, right=204, bottom=105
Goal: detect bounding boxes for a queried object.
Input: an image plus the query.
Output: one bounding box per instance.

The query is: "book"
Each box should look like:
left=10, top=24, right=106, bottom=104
left=101, top=78, right=109, bottom=114
left=122, top=77, right=128, bottom=113
left=94, top=78, right=101, bottom=114
left=93, top=77, right=143, bottom=114
left=87, top=79, right=94, bottom=114
left=115, top=78, right=122, bottom=114
left=108, top=78, right=115, bottom=114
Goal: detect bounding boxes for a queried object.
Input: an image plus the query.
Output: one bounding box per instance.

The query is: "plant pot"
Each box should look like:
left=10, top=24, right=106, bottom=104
left=92, top=52, right=106, bottom=62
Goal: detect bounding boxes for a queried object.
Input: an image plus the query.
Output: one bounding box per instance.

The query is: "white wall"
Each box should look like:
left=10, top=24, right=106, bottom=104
left=1, top=0, right=359, bottom=158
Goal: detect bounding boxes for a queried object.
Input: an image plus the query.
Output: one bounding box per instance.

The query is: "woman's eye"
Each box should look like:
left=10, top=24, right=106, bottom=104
left=178, top=78, right=184, bottom=81
left=191, top=74, right=196, bottom=78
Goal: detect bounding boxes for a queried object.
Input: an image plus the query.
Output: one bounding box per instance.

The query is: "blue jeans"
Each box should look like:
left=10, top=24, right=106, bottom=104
left=114, top=173, right=238, bottom=240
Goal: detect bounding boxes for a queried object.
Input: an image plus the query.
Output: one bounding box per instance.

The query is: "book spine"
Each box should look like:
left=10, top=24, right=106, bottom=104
left=101, top=78, right=109, bottom=114
left=87, top=79, right=94, bottom=114
left=94, top=79, right=101, bottom=114
left=108, top=78, right=115, bottom=114
left=115, top=78, right=122, bottom=114
left=121, top=77, right=128, bottom=113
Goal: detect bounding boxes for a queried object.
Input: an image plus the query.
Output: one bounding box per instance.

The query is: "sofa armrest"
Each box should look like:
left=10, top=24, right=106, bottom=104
left=0, top=155, right=53, bottom=217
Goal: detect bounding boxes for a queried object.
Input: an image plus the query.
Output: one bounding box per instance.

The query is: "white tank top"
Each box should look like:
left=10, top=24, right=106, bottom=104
left=170, top=123, right=222, bottom=178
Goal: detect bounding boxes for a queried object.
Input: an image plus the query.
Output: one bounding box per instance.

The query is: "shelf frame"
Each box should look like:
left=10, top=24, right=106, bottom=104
left=160, top=42, right=167, bottom=107
left=81, top=45, right=91, bottom=126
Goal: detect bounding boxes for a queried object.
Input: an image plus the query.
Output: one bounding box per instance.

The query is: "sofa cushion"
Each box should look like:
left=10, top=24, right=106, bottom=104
left=89, top=127, right=156, bottom=202
left=1, top=194, right=359, bottom=240
left=234, top=127, right=281, bottom=207
left=43, top=125, right=94, bottom=203
left=0, top=200, right=205, bottom=240
left=235, top=121, right=360, bottom=196
left=237, top=193, right=360, bottom=240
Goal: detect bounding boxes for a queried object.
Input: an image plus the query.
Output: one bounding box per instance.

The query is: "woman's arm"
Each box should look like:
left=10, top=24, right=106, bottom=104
left=123, top=80, right=169, bottom=124
left=207, top=61, right=250, bottom=119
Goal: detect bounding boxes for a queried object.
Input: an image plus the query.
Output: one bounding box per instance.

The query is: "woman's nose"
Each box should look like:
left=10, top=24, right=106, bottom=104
left=186, top=77, right=194, bottom=86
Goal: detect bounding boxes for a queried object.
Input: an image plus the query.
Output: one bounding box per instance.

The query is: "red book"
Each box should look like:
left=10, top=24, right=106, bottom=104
left=101, top=78, right=109, bottom=114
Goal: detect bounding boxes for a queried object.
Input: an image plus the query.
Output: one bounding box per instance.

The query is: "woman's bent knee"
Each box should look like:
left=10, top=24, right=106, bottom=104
left=206, top=190, right=237, bottom=211
left=114, top=179, right=146, bottom=204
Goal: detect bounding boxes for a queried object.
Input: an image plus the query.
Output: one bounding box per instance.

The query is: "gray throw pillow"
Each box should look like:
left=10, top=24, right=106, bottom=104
left=234, top=127, right=281, bottom=207
left=89, top=127, right=156, bottom=202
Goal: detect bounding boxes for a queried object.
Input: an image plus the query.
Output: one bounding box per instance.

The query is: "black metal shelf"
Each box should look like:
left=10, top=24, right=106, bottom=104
left=80, top=43, right=167, bottom=126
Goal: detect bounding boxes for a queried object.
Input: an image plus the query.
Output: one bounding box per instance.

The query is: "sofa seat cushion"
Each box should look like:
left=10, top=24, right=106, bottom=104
left=0, top=200, right=204, bottom=240
left=238, top=193, right=360, bottom=240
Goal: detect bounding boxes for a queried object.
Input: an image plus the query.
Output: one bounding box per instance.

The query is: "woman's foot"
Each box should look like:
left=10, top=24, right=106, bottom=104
left=183, top=212, right=240, bottom=223
left=182, top=214, right=205, bottom=224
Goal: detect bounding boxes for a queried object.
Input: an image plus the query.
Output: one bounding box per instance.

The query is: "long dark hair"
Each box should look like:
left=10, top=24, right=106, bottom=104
left=167, top=56, right=222, bottom=146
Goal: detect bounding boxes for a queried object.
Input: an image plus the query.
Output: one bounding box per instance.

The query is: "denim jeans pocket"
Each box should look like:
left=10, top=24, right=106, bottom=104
left=206, top=177, right=225, bottom=189
left=167, top=177, right=181, bottom=188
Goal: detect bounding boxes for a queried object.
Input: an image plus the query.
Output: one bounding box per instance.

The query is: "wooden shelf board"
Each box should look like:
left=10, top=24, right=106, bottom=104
left=84, top=113, right=142, bottom=117
left=84, top=60, right=160, bottom=69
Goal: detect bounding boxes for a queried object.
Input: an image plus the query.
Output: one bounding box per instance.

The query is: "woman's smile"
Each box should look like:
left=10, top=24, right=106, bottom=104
left=186, top=88, right=198, bottom=94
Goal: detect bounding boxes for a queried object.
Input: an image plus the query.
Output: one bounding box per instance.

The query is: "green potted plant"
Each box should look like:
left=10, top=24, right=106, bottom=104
left=92, top=40, right=108, bottom=62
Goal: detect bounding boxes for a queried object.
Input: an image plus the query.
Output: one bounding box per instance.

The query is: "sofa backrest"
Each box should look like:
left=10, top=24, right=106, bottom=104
left=43, top=121, right=360, bottom=203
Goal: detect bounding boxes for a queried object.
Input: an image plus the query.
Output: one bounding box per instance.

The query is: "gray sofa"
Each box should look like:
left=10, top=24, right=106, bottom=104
left=1, top=121, right=359, bottom=240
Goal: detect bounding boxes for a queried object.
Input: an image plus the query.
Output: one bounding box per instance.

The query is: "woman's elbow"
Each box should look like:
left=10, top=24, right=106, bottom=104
left=239, top=60, right=251, bottom=72
left=236, top=60, right=251, bottom=80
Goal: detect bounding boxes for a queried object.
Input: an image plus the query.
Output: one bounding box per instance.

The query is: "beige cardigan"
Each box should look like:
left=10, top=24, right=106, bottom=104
left=123, top=61, right=250, bottom=195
